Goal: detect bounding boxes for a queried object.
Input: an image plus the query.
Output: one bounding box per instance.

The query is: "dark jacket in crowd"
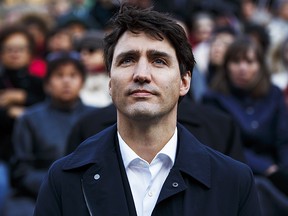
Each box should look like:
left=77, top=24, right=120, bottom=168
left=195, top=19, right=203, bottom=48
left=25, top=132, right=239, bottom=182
left=11, top=99, right=93, bottom=198
left=202, top=85, right=288, bottom=175
left=0, top=67, right=45, bottom=161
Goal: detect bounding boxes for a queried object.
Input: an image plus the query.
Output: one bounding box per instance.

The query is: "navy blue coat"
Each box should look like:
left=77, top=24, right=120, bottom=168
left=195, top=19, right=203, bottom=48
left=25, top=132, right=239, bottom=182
left=34, top=124, right=261, bottom=216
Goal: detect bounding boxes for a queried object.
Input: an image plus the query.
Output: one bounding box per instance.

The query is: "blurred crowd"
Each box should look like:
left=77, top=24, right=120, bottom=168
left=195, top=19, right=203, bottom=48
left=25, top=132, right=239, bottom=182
left=1, top=0, right=288, bottom=215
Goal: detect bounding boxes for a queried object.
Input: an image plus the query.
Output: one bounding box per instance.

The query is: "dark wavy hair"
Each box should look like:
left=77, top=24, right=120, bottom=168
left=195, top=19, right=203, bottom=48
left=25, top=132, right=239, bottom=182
left=103, top=3, right=195, bottom=77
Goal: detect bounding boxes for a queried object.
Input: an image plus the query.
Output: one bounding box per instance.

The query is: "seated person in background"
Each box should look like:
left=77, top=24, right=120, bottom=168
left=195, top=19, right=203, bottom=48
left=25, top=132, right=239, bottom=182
left=0, top=24, right=45, bottom=163
left=75, top=30, right=112, bottom=107
left=203, top=37, right=288, bottom=215
left=10, top=52, right=93, bottom=201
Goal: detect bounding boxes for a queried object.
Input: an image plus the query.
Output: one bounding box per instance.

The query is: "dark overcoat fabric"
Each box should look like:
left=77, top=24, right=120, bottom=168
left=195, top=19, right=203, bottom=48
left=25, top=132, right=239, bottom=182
left=34, top=124, right=260, bottom=216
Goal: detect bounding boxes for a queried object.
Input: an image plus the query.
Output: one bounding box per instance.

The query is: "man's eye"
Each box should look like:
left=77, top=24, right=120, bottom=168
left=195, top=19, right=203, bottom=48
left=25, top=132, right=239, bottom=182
left=154, top=58, right=166, bottom=65
left=120, top=57, right=134, bottom=65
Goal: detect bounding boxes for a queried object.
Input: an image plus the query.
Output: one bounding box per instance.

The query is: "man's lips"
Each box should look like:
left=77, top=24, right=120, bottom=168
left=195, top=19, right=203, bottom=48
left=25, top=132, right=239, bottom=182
left=127, top=86, right=159, bottom=97
left=129, top=89, right=153, bottom=97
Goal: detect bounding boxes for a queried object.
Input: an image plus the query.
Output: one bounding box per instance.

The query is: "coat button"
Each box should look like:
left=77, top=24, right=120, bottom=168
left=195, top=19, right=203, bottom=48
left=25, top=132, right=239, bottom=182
left=172, top=182, right=179, bottom=188
left=251, top=120, right=259, bottom=129
left=94, top=174, right=100, bottom=180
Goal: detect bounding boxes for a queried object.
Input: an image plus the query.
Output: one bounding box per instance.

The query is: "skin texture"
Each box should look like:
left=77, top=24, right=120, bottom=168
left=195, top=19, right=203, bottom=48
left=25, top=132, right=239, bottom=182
left=109, top=31, right=191, bottom=162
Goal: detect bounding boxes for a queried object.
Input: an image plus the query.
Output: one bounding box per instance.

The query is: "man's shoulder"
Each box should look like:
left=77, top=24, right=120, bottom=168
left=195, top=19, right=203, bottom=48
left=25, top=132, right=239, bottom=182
left=52, top=125, right=117, bottom=172
left=178, top=123, right=250, bottom=177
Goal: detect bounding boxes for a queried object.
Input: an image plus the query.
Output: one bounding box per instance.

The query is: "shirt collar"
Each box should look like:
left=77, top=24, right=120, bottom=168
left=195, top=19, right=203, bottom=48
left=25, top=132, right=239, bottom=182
left=118, top=128, right=177, bottom=169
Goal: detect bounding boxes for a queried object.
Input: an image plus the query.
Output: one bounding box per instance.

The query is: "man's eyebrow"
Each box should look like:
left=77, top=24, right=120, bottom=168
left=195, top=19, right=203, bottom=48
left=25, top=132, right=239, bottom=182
left=147, top=50, right=172, bottom=60
left=114, top=50, right=140, bottom=64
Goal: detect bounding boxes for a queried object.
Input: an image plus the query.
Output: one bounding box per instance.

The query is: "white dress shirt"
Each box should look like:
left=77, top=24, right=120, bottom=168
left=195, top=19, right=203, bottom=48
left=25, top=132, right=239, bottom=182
left=118, top=128, right=177, bottom=216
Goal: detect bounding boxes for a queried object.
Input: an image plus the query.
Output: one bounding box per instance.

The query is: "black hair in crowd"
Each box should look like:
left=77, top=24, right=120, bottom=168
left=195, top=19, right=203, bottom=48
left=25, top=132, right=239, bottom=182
left=103, top=3, right=195, bottom=76
left=44, top=52, right=86, bottom=82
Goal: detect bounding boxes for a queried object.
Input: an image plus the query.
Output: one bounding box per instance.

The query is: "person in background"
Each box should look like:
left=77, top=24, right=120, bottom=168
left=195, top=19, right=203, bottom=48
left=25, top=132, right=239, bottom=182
left=45, top=26, right=74, bottom=55
left=88, top=0, right=119, bottom=30
left=192, top=25, right=237, bottom=102
left=0, top=24, right=45, bottom=164
left=75, top=30, right=112, bottom=107
left=17, top=12, right=52, bottom=78
left=205, top=25, right=237, bottom=85
left=18, top=12, right=51, bottom=58
left=189, top=12, right=215, bottom=49
left=203, top=37, right=288, bottom=215
left=267, top=0, right=288, bottom=49
left=0, top=24, right=45, bottom=216
left=5, top=52, right=93, bottom=216
left=34, top=4, right=260, bottom=216
left=271, top=36, right=288, bottom=108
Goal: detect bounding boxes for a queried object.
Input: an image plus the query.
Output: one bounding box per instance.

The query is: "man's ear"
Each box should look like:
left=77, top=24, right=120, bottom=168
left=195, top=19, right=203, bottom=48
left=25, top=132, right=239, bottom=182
left=108, top=80, right=112, bottom=96
left=179, top=71, right=191, bottom=97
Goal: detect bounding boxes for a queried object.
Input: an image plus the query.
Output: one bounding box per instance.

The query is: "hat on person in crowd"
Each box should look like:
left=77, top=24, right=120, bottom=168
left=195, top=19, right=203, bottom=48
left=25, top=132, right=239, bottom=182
left=44, top=51, right=86, bottom=82
left=74, top=30, right=105, bottom=52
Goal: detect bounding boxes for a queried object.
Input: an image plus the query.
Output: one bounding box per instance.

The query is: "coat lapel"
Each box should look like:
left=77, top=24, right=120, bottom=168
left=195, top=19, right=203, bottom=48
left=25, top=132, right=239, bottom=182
left=63, top=125, right=136, bottom=216
left=157, top=124, right=211, bottom=203
left=81, top=151, right=131, bottom=216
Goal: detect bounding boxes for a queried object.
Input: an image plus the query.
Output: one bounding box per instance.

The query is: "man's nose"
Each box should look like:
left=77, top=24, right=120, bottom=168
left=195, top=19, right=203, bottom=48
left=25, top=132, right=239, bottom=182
left=133, top=58, right=151, bottom=83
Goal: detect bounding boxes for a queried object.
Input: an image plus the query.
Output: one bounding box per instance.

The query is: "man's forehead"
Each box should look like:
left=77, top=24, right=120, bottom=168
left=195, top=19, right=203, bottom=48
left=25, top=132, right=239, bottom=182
left=113, top=31, right=176, bottom=57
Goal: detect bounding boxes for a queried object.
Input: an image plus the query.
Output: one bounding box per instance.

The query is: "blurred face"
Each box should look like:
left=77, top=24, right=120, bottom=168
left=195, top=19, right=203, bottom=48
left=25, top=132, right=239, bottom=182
left=194, top=17, right=214, bottom=42
left=47, top=31, right=72, bottom=52
left=209, top=33, right=235, bottom=66
left=80, top=48, right=104, bottom=72
left=228, top=49, right=260, bottom=90
left=241, top=0, right=256, bottom=20
left=109, top=31, right=190, bottom=122
left=45, top=62, right=83, bottom=103
left=27, top=24, right=45, bottom=47
left=66, top=24, right=86, bottom=39
left=279, top=2, right=288, bottom=21
left=0, top=33, right=32, bottom=69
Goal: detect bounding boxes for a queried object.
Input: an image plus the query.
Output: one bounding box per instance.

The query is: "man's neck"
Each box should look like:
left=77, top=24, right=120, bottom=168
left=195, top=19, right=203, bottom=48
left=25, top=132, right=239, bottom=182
left=117, top=117, right=177, bottom=163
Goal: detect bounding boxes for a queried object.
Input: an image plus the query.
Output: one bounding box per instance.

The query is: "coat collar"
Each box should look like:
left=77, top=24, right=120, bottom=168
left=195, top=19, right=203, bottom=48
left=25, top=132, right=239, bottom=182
left=62, top=123, right=211, bottom=189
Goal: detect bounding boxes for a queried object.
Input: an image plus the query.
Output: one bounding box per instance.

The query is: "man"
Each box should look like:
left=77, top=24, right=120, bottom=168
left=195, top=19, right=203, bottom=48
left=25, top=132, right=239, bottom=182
left=34, top=4, right=261, bottom=216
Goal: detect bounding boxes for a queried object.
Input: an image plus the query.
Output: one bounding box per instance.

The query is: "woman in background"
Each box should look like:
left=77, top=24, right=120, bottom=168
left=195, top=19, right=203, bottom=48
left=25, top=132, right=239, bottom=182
left=203, top=37, right=288, bottom=216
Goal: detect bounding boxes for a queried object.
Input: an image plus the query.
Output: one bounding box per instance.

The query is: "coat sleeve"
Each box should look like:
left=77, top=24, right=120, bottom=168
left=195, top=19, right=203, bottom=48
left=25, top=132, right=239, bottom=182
left=238, top=166, right=262, bottom=216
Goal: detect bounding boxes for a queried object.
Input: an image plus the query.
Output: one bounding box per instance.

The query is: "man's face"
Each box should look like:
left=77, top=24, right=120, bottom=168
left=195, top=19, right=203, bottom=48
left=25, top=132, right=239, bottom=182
left=109, top=31, right=190, bottom=122
left=45, top=62, right=83, bottom=103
